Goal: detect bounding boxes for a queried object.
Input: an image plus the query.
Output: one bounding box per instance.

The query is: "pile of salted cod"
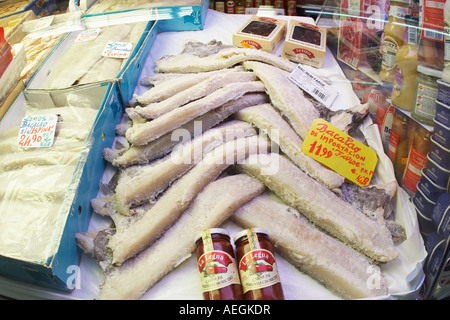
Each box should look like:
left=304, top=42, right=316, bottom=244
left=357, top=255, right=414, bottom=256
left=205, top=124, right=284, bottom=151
left=77, top=41, right=406, bottom=300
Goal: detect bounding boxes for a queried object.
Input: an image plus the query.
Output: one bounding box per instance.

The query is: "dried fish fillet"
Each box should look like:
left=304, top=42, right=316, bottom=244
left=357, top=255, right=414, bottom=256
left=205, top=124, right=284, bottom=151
left=135, top=71, right=257, bottom=119
left=44, top=24, right=131, bottom=88
left=154, top=47, right=297, bottom=74
left=235, top=104, right=344, bottom=189
left=238, top=153, right=399, bottom=262
left=97, top=174, right=265, bottom=300
left=232, top=193, right=388, bottom=299
left=242, top=61, right=319, bottom=140
left=113, top=120, right=256, bottom=215
left=135, top=67, right=245, bottom=104
left=108, top=135, right=271, bottom=264
left=125, top=81, right=265, bottom=146
left=109, top=93, right=269, bottom=167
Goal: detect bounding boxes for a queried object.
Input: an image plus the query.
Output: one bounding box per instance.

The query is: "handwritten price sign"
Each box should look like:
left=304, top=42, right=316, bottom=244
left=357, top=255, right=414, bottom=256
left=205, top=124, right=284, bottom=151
left=17, top=114, right=58, bottom=148
left=102, top=41, right=133, bottom=59
left=301, top=119, right=378, bottom=186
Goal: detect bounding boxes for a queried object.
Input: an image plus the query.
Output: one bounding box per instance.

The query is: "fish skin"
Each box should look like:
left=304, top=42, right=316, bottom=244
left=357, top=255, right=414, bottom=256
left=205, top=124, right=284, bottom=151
left=98, top=174, right=265, bottom=300
left=125, top=81, right=266, bottom=146
left=108, top=135, right=271, bottom=265
left=235, top=103, right=345, bottom=189
left=113, top=120, right=256, bottom=215
left=238, top=153, right=399, bottom=262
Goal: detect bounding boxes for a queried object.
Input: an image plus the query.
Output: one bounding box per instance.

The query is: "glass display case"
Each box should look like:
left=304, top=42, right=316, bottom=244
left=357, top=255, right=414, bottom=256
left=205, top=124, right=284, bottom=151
left=311, top=0, right=450, bottom=300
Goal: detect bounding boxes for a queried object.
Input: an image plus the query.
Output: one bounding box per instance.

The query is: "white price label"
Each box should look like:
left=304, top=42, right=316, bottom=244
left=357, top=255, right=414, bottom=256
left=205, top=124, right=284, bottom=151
left=288, top=64, right=338, bottom=108
left=17, top=114, right=58, bottom=148
left=102, top=41, right=133, bottom=59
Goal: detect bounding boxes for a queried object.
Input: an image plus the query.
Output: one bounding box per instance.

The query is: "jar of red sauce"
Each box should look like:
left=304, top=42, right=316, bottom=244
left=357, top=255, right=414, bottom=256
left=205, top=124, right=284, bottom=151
left=234, top=228, right=285, bottom=300
left=195, top=228, right=243, bottom=300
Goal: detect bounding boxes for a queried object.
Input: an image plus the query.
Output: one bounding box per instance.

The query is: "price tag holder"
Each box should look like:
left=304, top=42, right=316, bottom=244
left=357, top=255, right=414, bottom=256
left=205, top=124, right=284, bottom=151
left=301, top=119, right=378, bottom=187
left=288, top=64, right=338, bottom=108
left=102, top=41, right=133, bottom=59
left=17, top=114, right=58, bottom=148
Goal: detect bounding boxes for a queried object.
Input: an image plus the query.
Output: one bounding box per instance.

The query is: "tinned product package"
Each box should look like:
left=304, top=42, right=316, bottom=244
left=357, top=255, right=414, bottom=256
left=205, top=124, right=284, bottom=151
left=232, top=15, right=287, bottom=53
left=282, top=20, right=327, bottom=68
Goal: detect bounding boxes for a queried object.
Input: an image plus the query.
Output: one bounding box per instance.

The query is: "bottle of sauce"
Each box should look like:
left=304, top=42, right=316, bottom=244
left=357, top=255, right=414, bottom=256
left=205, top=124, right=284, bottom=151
left=391, top=15, right=419, bottom=111
left=234, top=228, right=284, bottom=300
left=388, top=112, right=418, bottom=184
left=379, top=2, right=409, bottom=83
left=195, top=228, right=243, bottom=300
left=418, top=0, right=445, bottom=70
left=402, top=126, right=432, bottom=196
left=246, top=0, right=254, bottom=7
left=411, top=65, right=442, bottom=126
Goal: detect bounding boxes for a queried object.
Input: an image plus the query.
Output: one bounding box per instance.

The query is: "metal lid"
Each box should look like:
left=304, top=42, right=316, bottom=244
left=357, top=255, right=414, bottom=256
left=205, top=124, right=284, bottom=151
left=194, top=228, right=230, bottom=244
left=233, top=228, right=269, bottom=244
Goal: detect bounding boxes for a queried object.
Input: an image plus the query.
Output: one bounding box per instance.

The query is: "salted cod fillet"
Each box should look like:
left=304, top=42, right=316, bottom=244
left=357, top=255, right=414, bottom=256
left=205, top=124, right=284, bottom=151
left=235, top=103, right=344, bottom=189
left=134, top=66, right=245, bottom=105
left=154, top=47, right=297, bottom=74
left=238, top=153, right=399, bottom=262
left=94, top=174, right=265, bottom=300
left=108, top=135, right=271, bottom=264
left=125, top=81, right=265, bottom=146
left=135, top=71, right=257, bottom=119
left=231, top=193, right=388, bottom=299
left=113, top=120, right=256, bottom=215
left=242, top=61, right=370, bottom=139
left=106, top=93, right=269, bottom=167
left=242, top=61, right=319, bottom=140
left=44, top=24, right=131, bottom=89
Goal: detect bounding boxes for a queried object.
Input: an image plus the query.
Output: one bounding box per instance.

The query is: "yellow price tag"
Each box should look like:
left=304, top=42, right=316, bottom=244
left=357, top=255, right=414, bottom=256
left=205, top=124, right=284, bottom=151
left=301, top=119, right=378, bottom=187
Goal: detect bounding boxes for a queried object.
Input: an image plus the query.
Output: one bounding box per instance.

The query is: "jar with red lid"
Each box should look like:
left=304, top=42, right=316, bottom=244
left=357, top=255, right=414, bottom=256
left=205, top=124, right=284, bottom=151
left=234, top=228, right=285, bottom=300
left=195, top=228, right=243, bottom=300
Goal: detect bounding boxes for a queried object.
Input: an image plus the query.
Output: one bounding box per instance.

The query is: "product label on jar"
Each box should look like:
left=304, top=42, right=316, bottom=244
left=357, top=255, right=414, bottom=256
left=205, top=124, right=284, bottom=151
left=402, top=146, right=428, bottom=193
left=381, top=36, right=399, bottom=70
left=376, top=103, right=396, bottom=152
left=414, top=82, right=439, bottom=119
left=238, top=249, right=280, bottom=293
left=197, top=250, right=241, bottom=292
left=197, top=230, right=240, bottom=292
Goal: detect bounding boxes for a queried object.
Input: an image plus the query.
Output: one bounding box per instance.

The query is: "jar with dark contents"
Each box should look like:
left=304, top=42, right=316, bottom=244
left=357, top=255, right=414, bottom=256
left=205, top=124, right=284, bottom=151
left=195, top=228, right=243, bottom=300
left=234, top=228, right=285, bottom=300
